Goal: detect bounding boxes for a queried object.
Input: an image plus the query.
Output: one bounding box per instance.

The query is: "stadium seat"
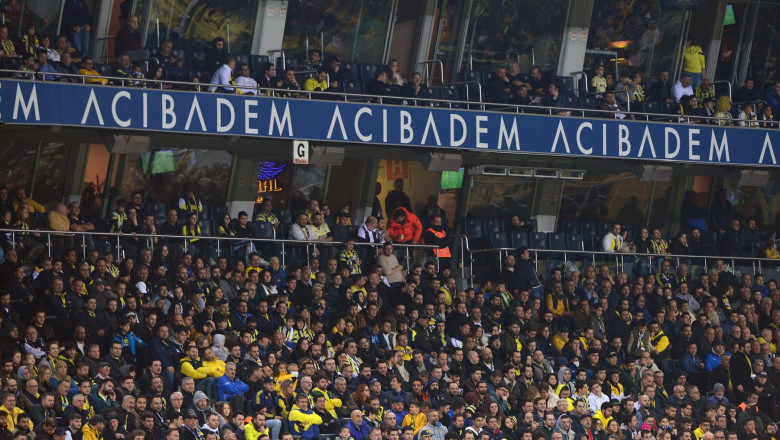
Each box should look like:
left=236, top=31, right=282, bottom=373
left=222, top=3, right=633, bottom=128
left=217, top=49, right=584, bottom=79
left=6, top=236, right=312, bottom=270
left=460, top=70, right=484, bottom=89
left=341, top=62, right=361, bottom=84
left=510, top=231, right=529, bottom=248
left=581, top=221, right=598, bottom=236
left=483, top=218, right=503, bottom=234
left=488, top=232, right=508, bottom=249
left=547, top=233, right=566, bottom=250
left=566, top=234, right=584, bottom=251
left=148, top=203, right=167, bottom=220
left=598, top=222, right=611, bottom=237
left=557, top=76, right=574, bottom=93
left=560, top=221, right=581, bottom=235
left=277, top=209, right=293, bottom=225
left=359, top=64, right=380, bottom=85
left=96, top=63, right=113, bottom=77
left=251, top=55, right=271, bottom=75
left=464, top=218, right=484, bottom=242
left=529, top=232, right=547, bottom=249
left=255, top=221, right=275, bottom=239
left=200, top=220, right=213, bottom=236
left=342, top=81, right=364, bottom=95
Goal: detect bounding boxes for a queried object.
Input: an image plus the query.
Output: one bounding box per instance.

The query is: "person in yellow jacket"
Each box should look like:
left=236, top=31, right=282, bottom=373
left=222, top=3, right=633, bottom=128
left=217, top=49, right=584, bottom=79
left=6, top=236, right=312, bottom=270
left=287, top=395, right=323, bottom=440
left=12, top=188, right=45, bottom=214
left=201, top=348, right=226, bottom=378
left=180, top=345, right=219, bottom=400
left=244, top=413, right=270, bottom=440
left=401, top=401, right=427, bottom=435
left=1, top=394, right=31, bottom=430
left=81, top=415, right=106, bottom=440
left=593, top=402, right=614, bottom=429
left=682, top=35, right=706, bottom=90
left=312, top=375, right=342, bottom=418
left=552, top=328, right=570, bottom=355
left=78, top=57, right=109, bottom=85
left=545, top=285, right=572, bottom=318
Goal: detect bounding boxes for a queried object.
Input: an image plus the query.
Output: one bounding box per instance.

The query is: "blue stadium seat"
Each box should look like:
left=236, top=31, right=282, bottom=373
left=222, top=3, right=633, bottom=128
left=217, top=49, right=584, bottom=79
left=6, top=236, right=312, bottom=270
left=662, top=100, right=679, bottom=115
left=200, top=220, right=213, bottom=236
left=342, top=81, right=364, bottom=95
left=96, top=63, right=113, bottom=77
left=359, top=64, right=380, bottom=85
left=487, top=232, right=508, bottom=249
left=148, top=203, right=167, bottom=219
left=560, top=221, right=581, bottom=235
left=564, top=94, right=579, bottom=109
left=581, top=221, right=598, bottom=236
left=510, top=231, right=529, bottom=248
left=460, top=70, right=483, bottom=88
left=190, top=50, right=206, bottom=71
left=598, top=222, right=611, bottom=237
left=464, top=218, right=484, bottom=241
left=340, top=62, right=361, bottom=83
left=529, top=232, right=547, bottom=249
left=566, top=234, right=584, bottom=251
left=277, top=209, right=293, bottom=225
left=483, top=218, right=503, bottom=234
left=210, top=206, right=228, bottom=221
left=547, top=233, right=567, bottom=250
left=255, top=221, right=275, bottom=239
left=557, top=76, right=574, bottom=93
left=251, top=55, right=271, bottom=76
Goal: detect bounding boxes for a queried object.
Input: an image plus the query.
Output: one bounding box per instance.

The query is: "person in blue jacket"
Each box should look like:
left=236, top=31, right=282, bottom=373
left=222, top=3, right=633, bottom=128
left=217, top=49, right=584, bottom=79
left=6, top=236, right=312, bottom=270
left=112, top=317, right=146, bottom=363
left=217, top=362, right=249, bottom=408
left=345, top=409, right=371, bottom=440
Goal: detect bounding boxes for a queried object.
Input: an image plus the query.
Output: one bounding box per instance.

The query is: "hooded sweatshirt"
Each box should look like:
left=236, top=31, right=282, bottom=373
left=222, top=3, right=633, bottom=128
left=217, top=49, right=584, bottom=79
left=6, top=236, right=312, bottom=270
left=553, top=416, right=575, bottom=440
left=211, top=334, right=229, bottom=361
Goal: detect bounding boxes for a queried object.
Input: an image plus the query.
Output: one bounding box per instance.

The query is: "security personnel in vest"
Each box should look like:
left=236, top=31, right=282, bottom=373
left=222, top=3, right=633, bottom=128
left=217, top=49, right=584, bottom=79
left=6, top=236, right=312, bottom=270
left=178, top=182, right=204, bottom=219
left=422, top=216, right=452, bottom=269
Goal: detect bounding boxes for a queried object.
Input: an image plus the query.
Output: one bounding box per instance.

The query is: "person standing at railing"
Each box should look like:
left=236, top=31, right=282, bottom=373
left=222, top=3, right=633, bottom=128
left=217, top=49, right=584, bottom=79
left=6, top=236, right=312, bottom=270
left=0, top=25, right=18, bottom=60
left=47, top=204, right=71, bottom=259
left=422, top=216, right=451, bottom=271
left=63, top=0, right=92, bottom=57
left=682, top=36, right=706, bottom=91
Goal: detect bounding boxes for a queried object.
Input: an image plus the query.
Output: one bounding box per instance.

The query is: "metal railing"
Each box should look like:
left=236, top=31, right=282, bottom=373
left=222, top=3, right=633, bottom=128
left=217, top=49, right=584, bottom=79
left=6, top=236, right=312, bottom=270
left=0, top=228, right=439, bottom=270
left=1, top=70, right=777, bottom=128
left=468, top=245, right=780, bottom=278
left=420, top=60, right=444, bottom=87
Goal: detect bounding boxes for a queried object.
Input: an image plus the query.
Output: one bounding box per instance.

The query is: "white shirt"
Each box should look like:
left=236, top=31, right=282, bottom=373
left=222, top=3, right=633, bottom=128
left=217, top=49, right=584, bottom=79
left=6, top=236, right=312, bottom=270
left=601, top=232, right=623, bottom=253
left=672, top=80, right=693, bottom=102
left=588, top=391, right=610, bottom=413
left=236, top=75, right=258, bottom=95
left=209, top=64, right=234, bottom=92
left=289, top=223, right=314, bottom=241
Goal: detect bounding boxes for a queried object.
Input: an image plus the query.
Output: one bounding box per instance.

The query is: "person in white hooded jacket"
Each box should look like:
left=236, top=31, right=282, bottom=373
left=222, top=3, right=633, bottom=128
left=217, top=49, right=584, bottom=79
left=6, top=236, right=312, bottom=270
left=211, top=334, right=229, bottom=361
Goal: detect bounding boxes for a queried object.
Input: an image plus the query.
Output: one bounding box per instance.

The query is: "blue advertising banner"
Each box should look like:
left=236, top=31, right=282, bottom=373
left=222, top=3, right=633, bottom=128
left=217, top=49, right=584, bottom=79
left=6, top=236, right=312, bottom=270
left=1, top=79, right=779, bottom=167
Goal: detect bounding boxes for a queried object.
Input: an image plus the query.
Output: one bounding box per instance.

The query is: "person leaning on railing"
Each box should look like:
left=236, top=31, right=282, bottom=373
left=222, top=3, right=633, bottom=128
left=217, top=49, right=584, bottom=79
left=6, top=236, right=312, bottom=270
left=78, top=57, right=107, bottom=85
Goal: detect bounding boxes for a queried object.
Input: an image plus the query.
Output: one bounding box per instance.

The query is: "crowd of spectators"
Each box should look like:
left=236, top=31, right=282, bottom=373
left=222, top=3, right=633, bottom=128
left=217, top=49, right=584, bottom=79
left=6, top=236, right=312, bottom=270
left=0, top=169, right=774, bottom=440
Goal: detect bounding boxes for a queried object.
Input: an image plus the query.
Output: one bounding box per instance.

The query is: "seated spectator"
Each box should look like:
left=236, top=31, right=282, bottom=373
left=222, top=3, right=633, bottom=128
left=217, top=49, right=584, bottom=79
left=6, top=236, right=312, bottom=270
left=115, top=15, right=148, bottom=62
left=699, top=97, right=716, bottom=121
left=506, top=61, right=526, bottom=89
left=36, top=49, right=59, bottom=81
left=612, top=71, right=635, bottom=104
left=36, top=35, right=59, bottom=62
left=205, top=37, right=228, bottom=74
left=759, top=104, right=775, bottom=128
left=56, top=52, right=79, bottom=79
left=764, top=240, right=778, bottom=259
left=303, top=68, right=329, bottom=92
left=402, top=72, right=427, bottom=98
left=366, top=70, right=392, bottom=96
left=235, top=63, right=258, bottom=95
left=679, top=95, right=700, bottom=121
left=714, top=96, right=733, bottom=126
left=0, top=24, right=18, bottom=59
left=737, top=103, right=757, bottom=127
left=599, top=91, right=631, bottom=120
left=145, top=65, right=170, bottom=89
left=289, top=214, right=314, bottom=241
left=694, top=78, right=714, bottom=101
left=300, top=49, right=322, bottom=72
left=734, top=78, right=762, bottom=104
left=78, top=57, right=108, bottom=85
left=631, top=72, right=645, bottom=102
left=649, top=69, right=674, bottom=102
left=511, top=85, right=538, bottom=106
left=601, top=223, right=633, bottom=253
left=324, top=55, right=350, bottom=90
left=527, top=65, right=547, bottom=96
left=280, top=68, right=301, bottom=97
left=20, top=24, right=38, bottom=55
left=13, top=187, right=45, bottom=213
left=55, top=34, right=81, bottom=63
left=208, top=57, right=235, bottom=93
left=14, top=53, right=36, bottom=79
left=155, top=40, right=179, bottom=68
left=486, top=66, right=512, bottom=103
left=543, top=81, right=570, bottom=116
left=257, top=62, right=283, bottom=95
left=386, top=59, right=405, bottom=86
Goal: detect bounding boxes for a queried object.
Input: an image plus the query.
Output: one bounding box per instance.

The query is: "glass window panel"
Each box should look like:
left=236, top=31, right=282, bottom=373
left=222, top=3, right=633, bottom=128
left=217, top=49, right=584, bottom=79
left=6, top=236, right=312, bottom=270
left=466, top=175, right=534, bottom=219
left=32, top=143, right=72, bottom=206
left=282, top=0, right=394, bottom=64
left=559, top=172, right=651, bottom=226
left=140, top=149, right=234, bottom=206
left=747, top=4, right=780, bottom=87
left=461, top=0, right=570, bottom=73
left=586, top=2, right=686, bottom=79
left=144, top=0, right=260, bottom=53
left=0, top=140, right=38, bottom=192
left=290, top=165, right=328, bottom=208
left=3, top=0, right=63, bottom=39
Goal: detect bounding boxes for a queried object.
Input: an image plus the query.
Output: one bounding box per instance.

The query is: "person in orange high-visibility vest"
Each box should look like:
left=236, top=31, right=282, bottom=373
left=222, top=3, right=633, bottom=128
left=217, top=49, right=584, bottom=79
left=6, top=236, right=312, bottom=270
left=422, top=216, right=451, bottom=270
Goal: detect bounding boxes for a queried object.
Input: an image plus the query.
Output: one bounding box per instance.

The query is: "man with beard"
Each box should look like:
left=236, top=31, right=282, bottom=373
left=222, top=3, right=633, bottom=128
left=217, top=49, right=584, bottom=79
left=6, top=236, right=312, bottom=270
left=422, top=216, right=451, bottom=270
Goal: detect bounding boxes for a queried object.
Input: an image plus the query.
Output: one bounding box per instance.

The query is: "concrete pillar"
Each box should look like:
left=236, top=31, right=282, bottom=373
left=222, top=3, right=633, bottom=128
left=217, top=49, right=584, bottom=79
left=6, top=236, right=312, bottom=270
left=556, top=0, right=595, bottom=77
left=227, top=152, right=260, bottom=218
left=252, top=0, right=290, bottom=59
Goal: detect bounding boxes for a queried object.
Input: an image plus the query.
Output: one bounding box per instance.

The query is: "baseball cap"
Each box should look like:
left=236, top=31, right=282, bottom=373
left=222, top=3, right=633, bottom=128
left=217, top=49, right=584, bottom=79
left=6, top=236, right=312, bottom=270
left=54, top=428, right=67, bottom=436
left=420, top=430, right=433, bottom=437
left=264, top=377, right=275, bottom=384
left=758, top=371, right=768, bottom=377
left=185, top=410, right=198, bottom=419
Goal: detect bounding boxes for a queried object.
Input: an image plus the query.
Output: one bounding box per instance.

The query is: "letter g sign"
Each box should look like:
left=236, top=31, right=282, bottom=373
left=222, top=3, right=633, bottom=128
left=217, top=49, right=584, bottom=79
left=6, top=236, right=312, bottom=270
left=293, top=140, right=309, bottom=164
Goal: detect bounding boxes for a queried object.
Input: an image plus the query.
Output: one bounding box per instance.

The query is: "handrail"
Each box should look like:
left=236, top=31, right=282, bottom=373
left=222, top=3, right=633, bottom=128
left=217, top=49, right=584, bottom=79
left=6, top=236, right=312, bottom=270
left=570, top=70, right=588, bottom=96
left=469, top=246, right=777, bottom=275
left=0, top=227, right=439, bottom=270
left=446, top=80, right=483, bottom=102
left=267, top=49, right=286, bottom=71
left=711, top=80, right=732, bottom=101
left=420, top=60, right=444, bottom=87
left=1, top=70, right=777, bottom=128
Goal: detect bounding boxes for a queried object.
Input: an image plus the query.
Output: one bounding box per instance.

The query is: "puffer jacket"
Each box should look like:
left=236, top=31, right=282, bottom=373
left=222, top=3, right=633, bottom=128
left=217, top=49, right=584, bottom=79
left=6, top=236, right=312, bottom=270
left=387, top=207, right=422, bottom=243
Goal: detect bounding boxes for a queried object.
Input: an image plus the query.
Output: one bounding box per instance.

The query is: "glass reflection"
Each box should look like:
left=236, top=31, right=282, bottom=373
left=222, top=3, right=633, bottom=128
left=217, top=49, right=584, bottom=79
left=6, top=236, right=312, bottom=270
left=559, top=172, right=651, bottom=225
left=466, top=175, right=534, bottom=219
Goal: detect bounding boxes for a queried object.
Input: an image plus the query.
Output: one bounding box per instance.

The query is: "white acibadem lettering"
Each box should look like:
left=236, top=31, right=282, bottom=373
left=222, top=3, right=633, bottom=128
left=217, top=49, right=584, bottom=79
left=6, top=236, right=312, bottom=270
left=13, top=84, right=40, bottom=121
left=576, top=122, right=592, bottom=154
left=476, top=115, right=488, bottom=148
left=618, top=125, right=630, bottom=156
left=498, top=117, right=520, bottom=150
left=400, top=111, right=413, bottom=144
left=162, top=94, right=176, bottom=129
left=709, top=131, right=730, bottom=162
left=450, top=114, right=467, bottom=147
left=551, top=121, right=571, bottom=153
left=688, top=128, right=700, bottom=160
left=326, top=106, right=348, bottom=140
left=245, top=100, right=259, bottom=135
left=269, top=102, right=293, bottom=136
left=184, top=96, right=206, bottom=131
left=421, top=112, right=441, bottom=146
left=759, top=133, right=778, bottom=164
left=81, top=89, right=104, bottom=125
left=111, top=91, right=132, bottom=127
left=664, top=127, right=680, bottom=159
left=355, top=107, right=372, bottom=142
left=216, top=98, right=235, bottom=132
left=638, top=126, right=657, bottom=158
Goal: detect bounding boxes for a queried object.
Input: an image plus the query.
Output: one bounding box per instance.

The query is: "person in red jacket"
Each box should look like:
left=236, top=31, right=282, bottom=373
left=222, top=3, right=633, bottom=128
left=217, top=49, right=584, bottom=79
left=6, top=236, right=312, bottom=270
left=387, top=207, right=423, bottom=244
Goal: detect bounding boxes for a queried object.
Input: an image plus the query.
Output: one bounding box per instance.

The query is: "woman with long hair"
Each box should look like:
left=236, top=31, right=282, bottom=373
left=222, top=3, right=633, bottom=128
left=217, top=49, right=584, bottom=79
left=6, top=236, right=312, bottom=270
left=352, top=384, right=371, bottom=407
